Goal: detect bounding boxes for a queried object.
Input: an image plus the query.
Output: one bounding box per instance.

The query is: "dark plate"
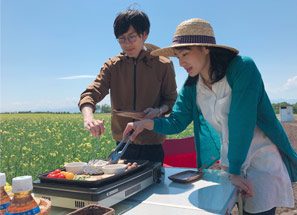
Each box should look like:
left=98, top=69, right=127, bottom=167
left=37, top=160, right=149, bottom=188
left=168, top=170, right=204, bottom=183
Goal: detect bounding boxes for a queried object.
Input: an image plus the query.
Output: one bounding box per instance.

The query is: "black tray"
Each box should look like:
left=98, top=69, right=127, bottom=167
left=37, top=160, right=149, bottom=188
left=168, top=170, right=204, bottom=183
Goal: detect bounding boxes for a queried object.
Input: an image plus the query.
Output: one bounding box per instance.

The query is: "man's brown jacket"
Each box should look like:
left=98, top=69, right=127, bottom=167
left=79, top=49, right=177, bottom=145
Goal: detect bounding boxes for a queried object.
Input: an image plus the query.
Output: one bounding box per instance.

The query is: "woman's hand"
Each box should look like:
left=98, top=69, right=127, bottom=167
left=123, top=120, right=154, bottom=141
left=142, top=107, right=160, bottom=119
left=84, top=119, right=105, bottom=137
left=230, top=174, right=254, bottom=198
left=219, top=165, right=228, bottom=171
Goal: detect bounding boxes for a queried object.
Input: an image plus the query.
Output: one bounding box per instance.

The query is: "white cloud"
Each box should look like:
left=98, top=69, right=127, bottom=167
left=57, top=75, right=96, bottom=80
left=283, top=76, right=297, bottom=90
left=265, top=75, right=297, bottom=100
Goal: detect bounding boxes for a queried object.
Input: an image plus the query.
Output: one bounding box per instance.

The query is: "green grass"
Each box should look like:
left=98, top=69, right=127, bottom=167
left=0, top=113, right=193, bottom=183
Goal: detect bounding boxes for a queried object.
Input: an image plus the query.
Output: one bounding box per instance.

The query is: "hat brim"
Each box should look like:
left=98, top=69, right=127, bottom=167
left=151, top=43, right=239, bottom=57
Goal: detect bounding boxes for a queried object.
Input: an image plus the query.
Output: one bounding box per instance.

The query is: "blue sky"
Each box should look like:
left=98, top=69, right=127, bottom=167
left=1, top=0, right=297, bottom=112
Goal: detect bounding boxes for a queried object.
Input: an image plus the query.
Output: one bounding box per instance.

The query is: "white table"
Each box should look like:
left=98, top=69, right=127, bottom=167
left=50, top=167, right=238, bottom=215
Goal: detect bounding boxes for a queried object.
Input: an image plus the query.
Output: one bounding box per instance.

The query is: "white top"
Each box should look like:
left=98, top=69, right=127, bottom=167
left=0, top=173, right=6, bottom=187
left=12, top=175, right=33, bottom=193
left=196, top=76, right=294, bottom=213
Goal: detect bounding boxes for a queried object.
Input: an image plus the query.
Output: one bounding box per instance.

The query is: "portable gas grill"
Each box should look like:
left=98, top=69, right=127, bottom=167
left=33, top=161, right=162, bottom=209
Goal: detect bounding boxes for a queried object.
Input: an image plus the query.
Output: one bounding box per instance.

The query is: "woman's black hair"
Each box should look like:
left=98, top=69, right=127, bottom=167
left=114, top=9, right=150, bottom=38
left=182, top=46, right=238, bottom=86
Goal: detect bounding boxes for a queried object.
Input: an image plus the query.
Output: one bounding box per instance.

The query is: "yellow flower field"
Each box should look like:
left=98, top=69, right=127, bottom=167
left=0, top=113, right=193, bottom=183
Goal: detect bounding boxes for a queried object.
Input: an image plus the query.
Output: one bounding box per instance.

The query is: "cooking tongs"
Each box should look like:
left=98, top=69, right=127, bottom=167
left=108, top=130, right=134, bottom=164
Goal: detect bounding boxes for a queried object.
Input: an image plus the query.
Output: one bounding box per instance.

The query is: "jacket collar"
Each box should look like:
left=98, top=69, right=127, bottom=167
left=118, top=49, right=156, bottom=65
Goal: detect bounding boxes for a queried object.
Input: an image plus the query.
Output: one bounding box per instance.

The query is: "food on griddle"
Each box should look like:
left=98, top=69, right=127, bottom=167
left=126, top=162, right=138, bottom=171
left=45, top=159, right=141, bottom=182
left=117, top=159, right=125, bottom=164
left=65, top=172, right=75, bottom=180
left=46, top=169, right=75, bottom=180
left=84, top=159, right=109, bottom=175
left=90, top=159, right=108, bottom=166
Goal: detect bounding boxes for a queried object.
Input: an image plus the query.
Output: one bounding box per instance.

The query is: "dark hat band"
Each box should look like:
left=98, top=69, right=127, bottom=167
left=172, top=35, right=216, bottom=45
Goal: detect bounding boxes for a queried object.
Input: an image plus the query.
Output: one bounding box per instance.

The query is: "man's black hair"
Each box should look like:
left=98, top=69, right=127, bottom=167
left=114, top=9, right=150, bottom=38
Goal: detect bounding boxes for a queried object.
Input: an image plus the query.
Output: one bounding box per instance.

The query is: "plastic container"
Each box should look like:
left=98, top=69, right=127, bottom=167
left=67, top=204, right=115, bottom=215
left=0, top=173, right=10, bottom=215
left=102, top=164, right=127, bottom=175
left=64, top=162, right=87, bottom=174
left=5, top=175, right=41, bottom=215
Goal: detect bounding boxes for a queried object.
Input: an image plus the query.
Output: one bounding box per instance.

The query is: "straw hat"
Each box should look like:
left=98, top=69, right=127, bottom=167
left=144, top=43, right=160, bottom=51
left=144, top=43, right=169, bottom=59
left=151, top=18, right=239, bottom=57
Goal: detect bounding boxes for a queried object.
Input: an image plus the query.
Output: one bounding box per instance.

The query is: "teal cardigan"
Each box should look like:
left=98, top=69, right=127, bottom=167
left=154, top=56, right=297, bottom=182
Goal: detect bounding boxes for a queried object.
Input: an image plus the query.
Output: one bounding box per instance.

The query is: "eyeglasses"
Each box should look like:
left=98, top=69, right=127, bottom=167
left=117, top=33, right=138, bottom=44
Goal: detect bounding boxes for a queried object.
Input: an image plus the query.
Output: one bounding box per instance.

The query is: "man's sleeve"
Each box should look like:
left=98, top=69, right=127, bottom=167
left=159, top=61, right=178, bottom=113
left=78, top=61, right=112, bottom=112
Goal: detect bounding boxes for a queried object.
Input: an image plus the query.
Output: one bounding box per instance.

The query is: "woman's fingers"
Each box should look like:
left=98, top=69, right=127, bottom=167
left=142, top=108, right=159, bottom=119
left=143, top=107, right=153, bottom=113
left=219, top=165, right=228, bottom=171
left=123, top=123, right=134, bottom=139
left=123, top=122, right=144, bottom=141
left=130, top=127, right=142, bottom=141
left=241, top=180, right=254, bottom=197
left=231, top=174, right=254, bottom=198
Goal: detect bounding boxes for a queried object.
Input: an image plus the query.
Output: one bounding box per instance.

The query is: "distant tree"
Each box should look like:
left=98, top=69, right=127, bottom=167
left=272, top=102, right=297, bottom=114
left=18, top=111, right=32, bottom=113
left=272, top=103, right=279, bottom=114
left=95, top=104, right=111, bottom=113
left=95, top=104, right=101, bottom=113
left=101, top=104, right=111, bottom=113
left=293, top=103, right=297, bottom=114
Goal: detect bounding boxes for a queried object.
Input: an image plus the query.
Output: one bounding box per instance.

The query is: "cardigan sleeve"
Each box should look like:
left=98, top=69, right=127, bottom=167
left=153, top=85, right=194, bottom=135
left=227, top=56, right=263, bottom=175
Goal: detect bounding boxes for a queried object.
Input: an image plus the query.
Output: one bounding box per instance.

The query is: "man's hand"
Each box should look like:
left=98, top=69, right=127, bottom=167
left=230, top=174, right=254, bottom=198
left=81, top=104, right=105, bottom=137
left=84, top=119, right=105, bottom=137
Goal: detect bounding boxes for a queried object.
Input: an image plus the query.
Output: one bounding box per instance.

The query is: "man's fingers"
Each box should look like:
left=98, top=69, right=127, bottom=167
left=85, top=124, right=91, bottom=130
left=85, top=120, right=103, bottom=137
left=93, top=121, right=104, bottom=135
left=89, top=127, right=96, bottom=137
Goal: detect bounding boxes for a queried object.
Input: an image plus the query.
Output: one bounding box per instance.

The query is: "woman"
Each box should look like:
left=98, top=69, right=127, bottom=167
left=123, top=18, right=297, bottom=214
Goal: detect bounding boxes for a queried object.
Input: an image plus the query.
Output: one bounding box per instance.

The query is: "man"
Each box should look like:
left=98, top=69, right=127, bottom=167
left=78, top=9, right=177, bottom=162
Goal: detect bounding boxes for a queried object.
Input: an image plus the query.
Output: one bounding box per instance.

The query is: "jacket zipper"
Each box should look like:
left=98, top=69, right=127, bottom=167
left=133, top=58, right=137, bottom=110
